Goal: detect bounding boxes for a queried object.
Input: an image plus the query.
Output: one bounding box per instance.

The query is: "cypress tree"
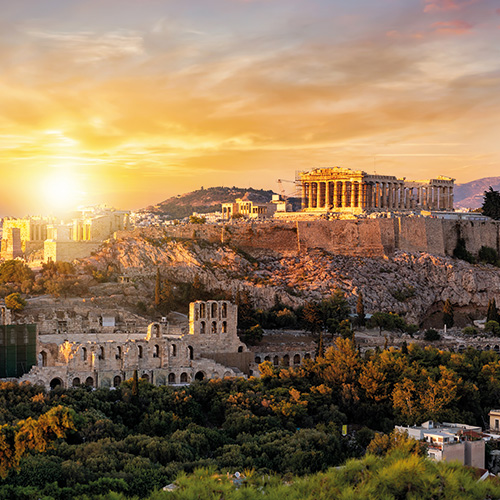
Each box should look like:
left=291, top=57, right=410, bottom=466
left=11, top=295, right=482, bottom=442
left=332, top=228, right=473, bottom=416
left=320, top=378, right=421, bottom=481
left=356, top=291, right=366, bottom=326
left=154, top=268, right=161, bottom=307
left=487, top=298, right=499, bottom=323
left=443, top=299, right=454, bottom=328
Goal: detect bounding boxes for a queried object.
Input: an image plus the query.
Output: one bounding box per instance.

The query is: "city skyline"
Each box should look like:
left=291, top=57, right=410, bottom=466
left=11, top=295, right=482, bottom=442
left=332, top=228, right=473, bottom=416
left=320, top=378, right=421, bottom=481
left=1, top=0, right=499, bottom=216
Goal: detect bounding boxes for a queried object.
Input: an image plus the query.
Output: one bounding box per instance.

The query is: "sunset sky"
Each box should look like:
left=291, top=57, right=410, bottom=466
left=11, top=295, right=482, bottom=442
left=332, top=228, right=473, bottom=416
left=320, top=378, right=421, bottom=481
left=1, top=0, right=499, bottom=216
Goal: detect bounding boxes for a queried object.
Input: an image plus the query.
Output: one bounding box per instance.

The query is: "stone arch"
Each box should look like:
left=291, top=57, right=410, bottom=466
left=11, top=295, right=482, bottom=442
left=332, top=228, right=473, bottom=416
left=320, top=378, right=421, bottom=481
left=211, top=302, right=217, bottom=318
left=138, top=345, right=143, bottom=359
left=238, top=346, right=244, bottom=353
left=116, top=346, right=122, bottom=359
left=82, top=347, right=87, bottom=362
left=458, top=345, right=465, bottom=353
left=72, top=377, right=80, bottom=387
left=141, top=373, right=149, bottom=382
left=168, top=373, right=176, bottom=384
left=195, top=371, right=205, bottom=381
left=153, top=344, right=160, bottom=358
left=180, top=372, right=188, bottom=383
left=264, top=356, right=270, bottom=362
left=223, top=371, right=232, bottom=378
left=222, top=321, right=227, bottom=333
left=211, top=321, right=217, bottom=334
left=222, top=303, right=227, bottom=318
left=113, top=375, right=122, bottom=387
left=200, top=321, right=206, bottom=334
left=212, top=372, right=220, bottom=379
left=255, top=356, right=261, bottom=364
left=273, top=355, right=279, bottom=366
left=188, top=346, right=194, bottom=360
left=283, top=354, right=290, bottom=366
left=200, top=303, right=206, bottom=318
left=99, top=346, right=105, bottom=360
left=304, top=353, right=311, bottom=360
left=85, top=376, right=94, bottom=387
left=40, top=350, right=48, bottom=367
left=495, top=345, right=500, bottom=352
left=171, top=344, right=177, bottom=357
left=293, top=354, right=301, bottom=365
left=50, top=378, right=63, bottom=390
left=485, top=345, right=491, bottom=351
left=153, top=324, right=160, bottom=338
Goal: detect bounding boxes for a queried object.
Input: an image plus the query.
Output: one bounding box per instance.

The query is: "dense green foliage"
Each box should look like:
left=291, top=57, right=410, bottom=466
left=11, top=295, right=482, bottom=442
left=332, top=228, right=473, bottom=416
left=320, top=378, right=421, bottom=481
left=1, top=341, right=500, bottom=498
left=482, top=186, right=500, bottom=220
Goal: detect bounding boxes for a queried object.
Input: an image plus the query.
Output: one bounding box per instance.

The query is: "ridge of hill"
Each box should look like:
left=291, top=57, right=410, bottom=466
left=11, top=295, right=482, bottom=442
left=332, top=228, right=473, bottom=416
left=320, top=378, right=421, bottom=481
left=143, top=186, right=275, bottom=219
left=454, top=176, right=500, bottom=209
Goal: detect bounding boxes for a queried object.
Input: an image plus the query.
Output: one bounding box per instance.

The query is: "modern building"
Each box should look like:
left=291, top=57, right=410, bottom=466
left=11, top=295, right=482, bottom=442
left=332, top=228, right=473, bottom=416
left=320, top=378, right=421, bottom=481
left=396, top=420, right=485, bottom=468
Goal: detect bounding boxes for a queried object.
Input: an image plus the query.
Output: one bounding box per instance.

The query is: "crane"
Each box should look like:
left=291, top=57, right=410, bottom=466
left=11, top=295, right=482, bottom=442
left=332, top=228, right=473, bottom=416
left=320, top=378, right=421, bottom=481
left=277, top=179, right=298, bottom=201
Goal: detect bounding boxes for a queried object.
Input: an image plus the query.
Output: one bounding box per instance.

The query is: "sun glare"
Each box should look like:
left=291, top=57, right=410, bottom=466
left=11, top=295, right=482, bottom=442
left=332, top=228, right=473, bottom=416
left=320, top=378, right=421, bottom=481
left=41, top=171, right=82, bottom=214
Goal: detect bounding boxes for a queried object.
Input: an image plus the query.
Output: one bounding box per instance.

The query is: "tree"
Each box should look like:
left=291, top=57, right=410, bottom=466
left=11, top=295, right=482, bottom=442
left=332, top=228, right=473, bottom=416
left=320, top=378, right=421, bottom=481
left=356, top=291, right=365, bottom=327
left=321, top=289, right=350, bottom=336
left=4, top=293, right=26, bottom=312
left=154, top=268, right=161, bottom=308
left=443, top=299, right=454, bottom=328
left=302, top=302, right=322, bottom=334
left=241, top=324, right=263, bottom=345
left=424, top=329, right=440, bottom=341
left=482, top=187, right=500, bottom=220
left=487, top=298, right=499, bottom=323
left=485, top=321, right=500, bottom=336
left=0, top=260, right=34, bottom=285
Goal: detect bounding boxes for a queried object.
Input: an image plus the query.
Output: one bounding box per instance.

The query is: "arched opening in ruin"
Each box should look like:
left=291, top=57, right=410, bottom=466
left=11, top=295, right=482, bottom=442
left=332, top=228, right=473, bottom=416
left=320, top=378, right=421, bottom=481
left=99, top=346, right=105, bottom=360
left=304, top=353, right=311, bottom=360
left=195, top=371, right=205, bottom=381
left=82, top=347, right=87, bottom=362
left=255, top=356, right=261, bottom=364
left=495, top=345, right=500, bottom=352
left=116, top=346, right=122, bottom=359
left=283, top=354, right=290, bottom=367
left=264, top=356, right=270, bottom=362
left=485, top=345, right=491, bottom=351
left=171, top=344, right=177, bottom=357
left=141, top=373, right=149, bottom=382
left=211, top=303, right=217, bottom=318
left=50, top=378, right=63, bottom=390
left=222, top=303, right=227, bottom=318
left=223, top=371, right=232, bottom=377
left=138, top=345, right=143, bottom=359
left=200, top=321, right=206, bottom=334
left=153, top=345, right=160, bottom=358
left=113, top=375, right=122, bottom=387
left=72, top=377, right=80, bottom=387
left=40, top=351, right=48, bottom=367
left=273, top=356, right=279, bottom=366
left=211, top=321, right=217, bottom=334
left=180, top=372, right=188, bottom=383
left=168, top=373, right=176, bottom=384
left=293, top=354, right=301, bottom=365
left=222, top=321, right=227, bottom=333
left=238, top=346, right=243, bottom=353
left=153, top=324, right=160, bottom=338
left=458, top=345, right=465, bottom=353
left=188, top=346, right=194, bottom=360
left=200, top=303, right=206, bottom=318
left=85, top=377, right=94, bottom=387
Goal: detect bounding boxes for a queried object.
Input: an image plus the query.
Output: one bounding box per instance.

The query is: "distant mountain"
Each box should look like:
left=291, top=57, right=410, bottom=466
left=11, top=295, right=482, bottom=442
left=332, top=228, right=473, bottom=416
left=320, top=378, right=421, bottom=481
left=143, top=186, right=276, bottom=219
left=454, top=177, right=500, bottom=209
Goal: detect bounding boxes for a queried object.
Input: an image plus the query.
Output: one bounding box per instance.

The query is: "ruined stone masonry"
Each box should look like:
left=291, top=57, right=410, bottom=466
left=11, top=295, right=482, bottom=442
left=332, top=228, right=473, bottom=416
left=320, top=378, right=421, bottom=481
left=19, top=300, right=251, bottom=390
left=299, top=166, right=454, bottom=214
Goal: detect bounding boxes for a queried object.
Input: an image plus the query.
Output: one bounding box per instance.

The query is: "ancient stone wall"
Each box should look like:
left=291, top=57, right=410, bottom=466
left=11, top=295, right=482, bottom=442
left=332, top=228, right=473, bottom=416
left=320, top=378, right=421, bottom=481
left=44, top=240, right=102, bottom=262
left=118, top=218, right=500, bottom=260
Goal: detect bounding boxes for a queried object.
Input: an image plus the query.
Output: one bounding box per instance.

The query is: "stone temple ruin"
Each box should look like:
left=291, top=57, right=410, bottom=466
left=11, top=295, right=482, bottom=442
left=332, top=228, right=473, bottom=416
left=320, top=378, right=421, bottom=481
left=20, top=300, right=253, bottom=390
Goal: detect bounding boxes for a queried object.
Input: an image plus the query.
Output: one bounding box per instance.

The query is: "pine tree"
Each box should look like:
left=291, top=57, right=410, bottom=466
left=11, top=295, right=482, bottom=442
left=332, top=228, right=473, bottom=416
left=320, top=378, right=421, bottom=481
left=132, top=369, right=139, bottom=397
left=487, top=298, right=499, bottom=323
left=482, top=187, right=500, bottom=220
left=316, top=331, right=325, bottom=358
left=443, top=299, right=454, bottom=328
left=154, top=268, right=161, bottom=307
left=356, top=291, right=366, bottom=326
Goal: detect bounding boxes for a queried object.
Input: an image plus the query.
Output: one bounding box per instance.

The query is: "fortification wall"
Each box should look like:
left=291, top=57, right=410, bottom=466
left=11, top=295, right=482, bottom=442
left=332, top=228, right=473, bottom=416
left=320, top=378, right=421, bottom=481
left=119, top=218, right=500, bottom=259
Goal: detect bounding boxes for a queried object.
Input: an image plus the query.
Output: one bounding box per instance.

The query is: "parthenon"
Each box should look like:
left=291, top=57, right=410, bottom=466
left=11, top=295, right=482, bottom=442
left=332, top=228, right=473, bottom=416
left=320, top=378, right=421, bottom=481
left=299, top=167, right=454, bottom=213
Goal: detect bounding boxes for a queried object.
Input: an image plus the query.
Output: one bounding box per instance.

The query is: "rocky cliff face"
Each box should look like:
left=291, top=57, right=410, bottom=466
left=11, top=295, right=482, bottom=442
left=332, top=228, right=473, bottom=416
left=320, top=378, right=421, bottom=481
left=82, top=231, right=500, bottom=324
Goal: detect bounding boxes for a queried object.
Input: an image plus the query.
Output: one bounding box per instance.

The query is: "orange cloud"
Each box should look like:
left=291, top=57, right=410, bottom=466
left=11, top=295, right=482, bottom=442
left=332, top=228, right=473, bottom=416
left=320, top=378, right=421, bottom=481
left=424, top=0, right=478, bottom=13
left=431, top=19, right=473, bottom=34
